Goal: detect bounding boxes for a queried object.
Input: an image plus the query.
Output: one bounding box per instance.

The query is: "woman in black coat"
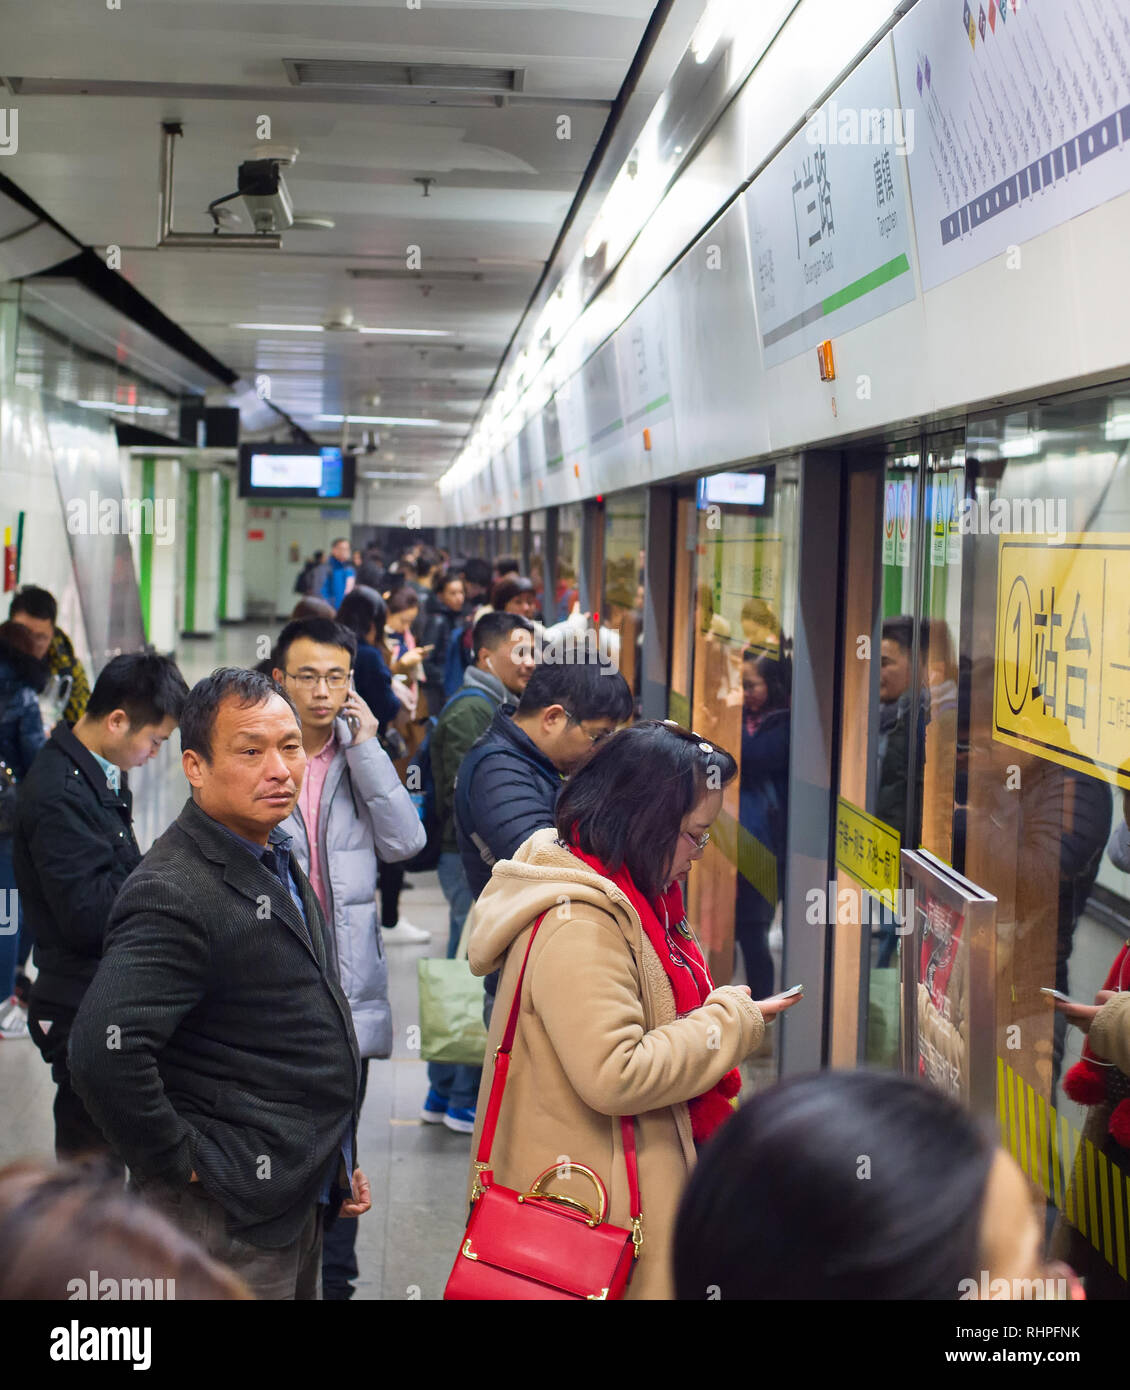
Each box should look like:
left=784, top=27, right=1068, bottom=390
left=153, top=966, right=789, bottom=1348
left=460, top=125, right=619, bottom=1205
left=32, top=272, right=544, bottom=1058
left=334, top=586, right=402, bottom=732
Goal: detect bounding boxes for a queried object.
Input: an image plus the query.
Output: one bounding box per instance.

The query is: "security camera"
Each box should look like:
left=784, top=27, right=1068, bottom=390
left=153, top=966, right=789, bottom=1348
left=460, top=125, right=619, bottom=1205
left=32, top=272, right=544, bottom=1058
left=237, top=159, right=294, bottom=234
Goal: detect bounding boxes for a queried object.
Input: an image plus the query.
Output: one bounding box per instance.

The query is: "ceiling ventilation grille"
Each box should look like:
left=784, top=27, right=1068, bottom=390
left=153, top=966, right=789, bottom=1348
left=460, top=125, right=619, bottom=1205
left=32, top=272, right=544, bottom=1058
left=283, top=60, right=523, bottom=94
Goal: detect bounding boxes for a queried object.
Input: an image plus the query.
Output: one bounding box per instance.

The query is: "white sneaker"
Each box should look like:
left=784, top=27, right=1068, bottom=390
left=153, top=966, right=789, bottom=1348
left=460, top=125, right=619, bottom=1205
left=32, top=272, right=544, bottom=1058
left=0, top=998, right=28, bottom=1040
left=381, top=920, right=432, bottom=945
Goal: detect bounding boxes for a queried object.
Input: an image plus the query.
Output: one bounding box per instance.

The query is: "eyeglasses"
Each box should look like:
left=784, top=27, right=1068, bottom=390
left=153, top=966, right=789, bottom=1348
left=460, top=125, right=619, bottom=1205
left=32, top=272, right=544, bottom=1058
left=682, top=830, right=711, bottom=851
left=284, top=670, right=350, bottom=691
left=562, top=711, right=614, bottom=746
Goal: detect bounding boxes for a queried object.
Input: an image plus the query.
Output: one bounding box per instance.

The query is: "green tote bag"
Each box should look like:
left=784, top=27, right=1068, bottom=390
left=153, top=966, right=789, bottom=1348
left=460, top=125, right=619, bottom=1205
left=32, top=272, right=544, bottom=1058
left=416, top=903, right=488, bottom=1067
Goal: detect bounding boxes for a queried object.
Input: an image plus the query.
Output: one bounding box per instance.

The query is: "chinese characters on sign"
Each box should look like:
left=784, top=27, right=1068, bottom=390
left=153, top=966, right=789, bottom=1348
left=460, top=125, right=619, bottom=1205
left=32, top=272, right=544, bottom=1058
left=994, top=535, right=1130, bottom=788
left=835, top=796, right=901, bottom=899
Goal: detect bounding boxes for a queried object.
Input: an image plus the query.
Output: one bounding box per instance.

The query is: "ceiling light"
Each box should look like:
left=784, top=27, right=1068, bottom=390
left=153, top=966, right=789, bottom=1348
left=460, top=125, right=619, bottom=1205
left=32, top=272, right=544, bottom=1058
left=361, top=470, right=429, bottom=481
left=233, top=322, right=324, bottom=332
left=358, top=327, right=450, bottom=337
left=77, top=401, right=170, bottom=416
left=317, top=413, right=443, bottom=426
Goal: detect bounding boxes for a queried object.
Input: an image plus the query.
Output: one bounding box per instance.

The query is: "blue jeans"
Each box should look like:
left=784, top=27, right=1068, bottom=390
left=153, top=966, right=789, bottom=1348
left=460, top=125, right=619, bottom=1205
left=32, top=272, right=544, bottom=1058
left=427, top=852, right=481, bottom=1112
left=0, top=836, right=21, bottom=998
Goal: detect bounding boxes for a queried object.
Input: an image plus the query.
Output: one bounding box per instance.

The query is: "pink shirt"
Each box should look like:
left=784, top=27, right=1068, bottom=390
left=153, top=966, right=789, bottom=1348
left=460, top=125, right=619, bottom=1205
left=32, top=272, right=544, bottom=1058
left=298, top=731, right=337, bottom=917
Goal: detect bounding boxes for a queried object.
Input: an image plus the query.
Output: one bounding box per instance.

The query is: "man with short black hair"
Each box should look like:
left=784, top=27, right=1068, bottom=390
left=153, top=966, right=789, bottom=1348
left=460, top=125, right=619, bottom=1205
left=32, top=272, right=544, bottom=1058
left=455, top=657, right=632, bottom=1026
left=421, top=611, right=536, bottom=1132
left=271, top=616, right=424, bottom=1298
left=15, top=651, right=189, bottom=1163
left=455, top=658, right=632, bottom=899
left=9, top=585, right=89, bottom=726
left=69, top=668, right=369, bottom=1299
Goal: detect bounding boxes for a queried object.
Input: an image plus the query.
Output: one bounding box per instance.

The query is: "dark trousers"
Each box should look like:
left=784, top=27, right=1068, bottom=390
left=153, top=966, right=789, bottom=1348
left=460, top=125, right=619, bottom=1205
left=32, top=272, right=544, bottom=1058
left=321, top=1058, right=369, bottom=1300
left=28, top=1001, right=124, bottom=1174
left=138, top=1179, right=324, bottom=1300
left=378, top=861, right=405, bottom=929
left=735, top=879, right=776, bottom=999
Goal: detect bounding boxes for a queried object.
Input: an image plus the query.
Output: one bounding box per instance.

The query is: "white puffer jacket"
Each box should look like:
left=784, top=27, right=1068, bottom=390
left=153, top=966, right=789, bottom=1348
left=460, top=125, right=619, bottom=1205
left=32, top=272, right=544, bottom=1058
left=282, top=717, right=425, bottom=1058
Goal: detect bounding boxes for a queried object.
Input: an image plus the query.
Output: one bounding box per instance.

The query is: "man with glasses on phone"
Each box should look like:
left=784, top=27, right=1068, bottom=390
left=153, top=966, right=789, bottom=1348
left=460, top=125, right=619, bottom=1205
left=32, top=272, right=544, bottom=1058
left=270, top=616, right=424, bottom=1299
left=451, top=656, right=633, bottom=1031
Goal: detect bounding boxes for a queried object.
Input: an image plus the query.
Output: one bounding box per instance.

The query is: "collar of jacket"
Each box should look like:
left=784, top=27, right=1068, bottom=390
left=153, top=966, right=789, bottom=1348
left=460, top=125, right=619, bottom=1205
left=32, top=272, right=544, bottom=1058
left=487, top=706, right=561, bottom=782
left=50, top=721, right=131, bottom=810
left=174, top=797, right=326, bottom=967
left=462, top=665, right=507, bottom=705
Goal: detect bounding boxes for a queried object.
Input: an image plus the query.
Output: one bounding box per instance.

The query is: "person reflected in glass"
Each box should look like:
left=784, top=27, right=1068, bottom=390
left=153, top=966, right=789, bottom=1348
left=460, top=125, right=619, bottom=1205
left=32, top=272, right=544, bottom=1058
left=876, top=616, right=927, bottom=967
left=733, top=652, right=791, bottom=999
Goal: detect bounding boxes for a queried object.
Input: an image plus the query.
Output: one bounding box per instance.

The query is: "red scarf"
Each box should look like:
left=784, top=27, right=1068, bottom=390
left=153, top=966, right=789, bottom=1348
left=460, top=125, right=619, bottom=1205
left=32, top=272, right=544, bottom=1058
left=566, top=838, right=741, bottom=1144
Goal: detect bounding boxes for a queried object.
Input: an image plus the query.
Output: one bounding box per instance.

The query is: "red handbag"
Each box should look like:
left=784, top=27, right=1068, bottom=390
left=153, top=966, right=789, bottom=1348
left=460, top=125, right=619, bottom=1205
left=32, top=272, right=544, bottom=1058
left=444, top=911, right=643, bottom=1301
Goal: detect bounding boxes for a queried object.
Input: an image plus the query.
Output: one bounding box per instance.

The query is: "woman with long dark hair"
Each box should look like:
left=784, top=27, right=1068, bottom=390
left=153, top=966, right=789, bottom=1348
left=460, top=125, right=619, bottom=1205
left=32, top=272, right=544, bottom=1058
left=335, top=585, right=400, bottom=732
left=674, top=1071, right=1071, bottom=1300
left=464, top=720, right=801, bottom=1298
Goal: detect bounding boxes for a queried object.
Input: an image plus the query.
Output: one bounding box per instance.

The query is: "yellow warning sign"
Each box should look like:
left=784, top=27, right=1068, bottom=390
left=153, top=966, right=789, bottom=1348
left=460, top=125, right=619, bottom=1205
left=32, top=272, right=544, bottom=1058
left=835, top=797, right=901, bottom=898
left=994, top=534, right=1130, bottom=789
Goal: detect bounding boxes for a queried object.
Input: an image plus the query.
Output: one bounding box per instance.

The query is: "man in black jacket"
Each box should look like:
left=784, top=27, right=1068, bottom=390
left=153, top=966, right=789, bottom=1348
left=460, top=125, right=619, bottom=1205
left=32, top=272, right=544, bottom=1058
left=15, top=651, right=188, bottom=1165
left=68, top=668, right=369, bottom=1300
left=454, top=658, right=632, bottom=1021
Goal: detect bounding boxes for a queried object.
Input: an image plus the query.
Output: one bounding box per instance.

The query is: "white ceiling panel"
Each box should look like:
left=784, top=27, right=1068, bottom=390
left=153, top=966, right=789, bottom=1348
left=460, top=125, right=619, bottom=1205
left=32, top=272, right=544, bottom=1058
left=0, top=0, right=704, bottom=474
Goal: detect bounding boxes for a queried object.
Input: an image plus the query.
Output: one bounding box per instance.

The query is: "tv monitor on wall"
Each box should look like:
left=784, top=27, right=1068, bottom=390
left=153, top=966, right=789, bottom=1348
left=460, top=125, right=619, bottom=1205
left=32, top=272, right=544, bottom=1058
left=237, top=444, right=355, bottom=500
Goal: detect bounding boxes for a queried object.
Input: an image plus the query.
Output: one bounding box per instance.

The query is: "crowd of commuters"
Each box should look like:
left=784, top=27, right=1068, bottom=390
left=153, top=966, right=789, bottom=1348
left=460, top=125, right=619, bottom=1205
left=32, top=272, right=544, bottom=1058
left=0, top=548, right=1124, bottom=1307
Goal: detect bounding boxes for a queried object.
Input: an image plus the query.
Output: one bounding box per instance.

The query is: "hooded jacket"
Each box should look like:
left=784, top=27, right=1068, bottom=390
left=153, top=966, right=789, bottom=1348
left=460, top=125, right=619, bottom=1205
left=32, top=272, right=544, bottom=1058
left=280, top=715, right=425, bottom=1057
left=465, top=828, right=763, bottom=1299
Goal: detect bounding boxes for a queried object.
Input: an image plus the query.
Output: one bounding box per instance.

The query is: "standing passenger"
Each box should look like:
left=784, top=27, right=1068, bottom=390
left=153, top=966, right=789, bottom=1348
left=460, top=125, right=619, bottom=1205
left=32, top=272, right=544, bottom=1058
left=15, top=652, right=187, bottom=1161
left=463, top=721, right=794, bottom=1298
left=9, top=585, right=90, bottom=727
left=454, top=658, right=632, bottom=1024
left=271, top=617, right=424, bottom=1299
left=0, top=621, right=46, bottom=1039
left=421, top=612, right=535, bottom=1132
left=320, top=538, right=355, bottom=609
left=68, top=669, right=370, bottom=1300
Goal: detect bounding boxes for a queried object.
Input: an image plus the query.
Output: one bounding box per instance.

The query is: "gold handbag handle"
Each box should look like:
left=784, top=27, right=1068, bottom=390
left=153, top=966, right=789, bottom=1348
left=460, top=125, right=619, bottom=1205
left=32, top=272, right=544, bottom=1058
left=517, top=1163, right=608, bottom=1227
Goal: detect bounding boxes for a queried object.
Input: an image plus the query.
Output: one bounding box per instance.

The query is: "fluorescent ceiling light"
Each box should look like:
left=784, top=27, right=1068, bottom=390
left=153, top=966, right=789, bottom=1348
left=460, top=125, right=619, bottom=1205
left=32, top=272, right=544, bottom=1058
left=361, top=470, right=429, bottom=480
left=317, top=413, right=443, bottom=426
left=233, top=323, right=450, bottom=336
left=358, top=328, right=450, bottom=337
left=999, top=434, right=1041, bottom=458
left=77, top=401, right=170, bottom=416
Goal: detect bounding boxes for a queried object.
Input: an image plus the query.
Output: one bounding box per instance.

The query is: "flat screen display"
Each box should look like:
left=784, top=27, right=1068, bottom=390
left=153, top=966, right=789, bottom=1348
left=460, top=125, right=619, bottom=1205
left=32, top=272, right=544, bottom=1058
left=238, top=444, right=355, bottom=500
left=697, top=471, right=768, bottom=509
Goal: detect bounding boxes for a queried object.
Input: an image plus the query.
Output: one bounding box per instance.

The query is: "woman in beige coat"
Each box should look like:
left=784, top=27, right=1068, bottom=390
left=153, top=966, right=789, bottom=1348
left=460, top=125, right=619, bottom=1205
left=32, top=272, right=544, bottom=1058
left=464, top=720, right=802, bottom=1299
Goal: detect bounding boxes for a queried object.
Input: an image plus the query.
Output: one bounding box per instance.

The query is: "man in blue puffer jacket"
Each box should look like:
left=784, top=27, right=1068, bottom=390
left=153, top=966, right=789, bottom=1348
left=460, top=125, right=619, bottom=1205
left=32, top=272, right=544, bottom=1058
left=320, top=538, right=355, bottom=610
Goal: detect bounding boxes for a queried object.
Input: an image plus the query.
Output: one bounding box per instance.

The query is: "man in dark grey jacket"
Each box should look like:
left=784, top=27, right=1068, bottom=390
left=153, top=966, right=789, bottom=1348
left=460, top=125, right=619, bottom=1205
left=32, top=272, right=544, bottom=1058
left=69, top=669, right=369, bottom=1300
left=272, top=615, right=425, bottom=1299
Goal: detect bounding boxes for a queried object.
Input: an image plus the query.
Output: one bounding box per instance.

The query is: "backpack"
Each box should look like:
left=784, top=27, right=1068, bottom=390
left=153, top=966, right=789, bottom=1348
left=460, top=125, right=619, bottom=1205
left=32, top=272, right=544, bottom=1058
left=402, top=686, right=493, bottom=873
left=442, top=620, right=472, bottom=699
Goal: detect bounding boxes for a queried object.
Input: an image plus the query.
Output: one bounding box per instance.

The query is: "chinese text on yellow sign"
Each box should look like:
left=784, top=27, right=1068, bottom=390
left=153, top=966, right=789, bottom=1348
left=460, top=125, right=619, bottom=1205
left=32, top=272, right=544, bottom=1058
left=835, top=797, right=901, bottom=899
left=994, top=535, right=1130, bottom=789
